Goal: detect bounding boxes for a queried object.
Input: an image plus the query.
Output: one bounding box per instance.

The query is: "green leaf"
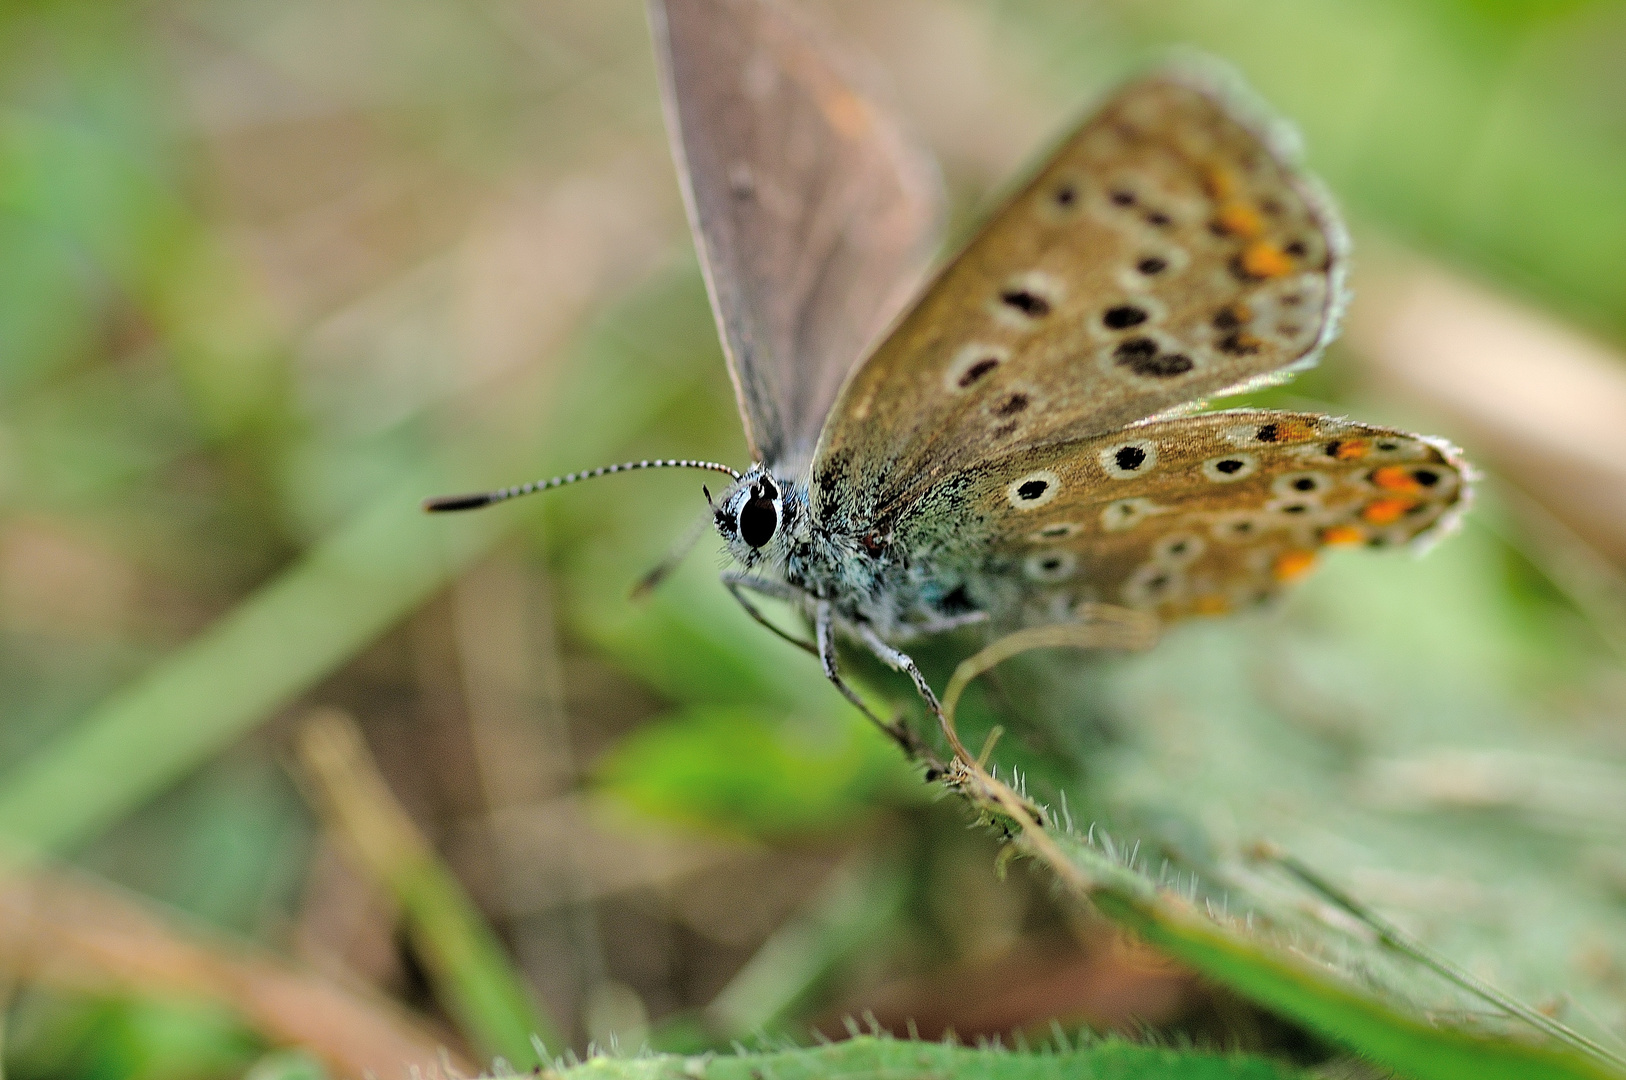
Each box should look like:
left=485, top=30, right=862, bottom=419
left=244, top=1049, right=330, bottom=1080
left=923, top=521, right=1626, bottom=1080
left=514, top=1036, right=1310, bottom=1080
left=595, top=705, right=915, bottom=840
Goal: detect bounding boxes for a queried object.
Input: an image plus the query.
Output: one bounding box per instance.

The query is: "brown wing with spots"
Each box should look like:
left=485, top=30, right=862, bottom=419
left=932, top=411, right=1469, bottom=625
left=810, top=71, right=1344, bottom=519
left=652, top=0, right=944, bottom=466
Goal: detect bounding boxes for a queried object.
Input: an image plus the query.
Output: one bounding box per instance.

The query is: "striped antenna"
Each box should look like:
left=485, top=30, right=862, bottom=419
left=423, top=458, right=743, bottom=513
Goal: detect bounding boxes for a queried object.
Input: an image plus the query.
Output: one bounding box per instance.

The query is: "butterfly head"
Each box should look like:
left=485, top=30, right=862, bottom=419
left=714, top=465, right=803, bottom=569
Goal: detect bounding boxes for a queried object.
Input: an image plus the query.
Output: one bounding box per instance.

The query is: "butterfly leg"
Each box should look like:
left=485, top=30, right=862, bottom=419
left=813, top=600, right=922, bottom=756
left=854, top=624, right=945, bottom=720
left=719, top=576, right=922, bottom=757
left=719, top=571, right=818, bottom=656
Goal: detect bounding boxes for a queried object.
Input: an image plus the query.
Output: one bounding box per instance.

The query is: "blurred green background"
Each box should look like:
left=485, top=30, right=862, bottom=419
left=1, top=0, right=1625, bottom=1077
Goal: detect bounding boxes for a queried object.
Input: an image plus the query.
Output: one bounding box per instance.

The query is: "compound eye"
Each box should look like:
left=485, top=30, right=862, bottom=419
left=739, top=493, right=778, bottom=548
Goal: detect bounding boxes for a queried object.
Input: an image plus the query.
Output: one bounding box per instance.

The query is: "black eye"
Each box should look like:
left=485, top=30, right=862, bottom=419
left=739, top=494, right=777, bottom=548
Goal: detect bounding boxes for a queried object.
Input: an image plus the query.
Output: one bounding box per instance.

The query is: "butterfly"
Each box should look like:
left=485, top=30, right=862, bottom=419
left=428, top=0, right=1471, bottom=736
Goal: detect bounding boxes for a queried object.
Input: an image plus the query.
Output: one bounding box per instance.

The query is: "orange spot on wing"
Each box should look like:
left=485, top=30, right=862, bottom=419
left=1216, top=200, right=1264, bottom=239
left=1361, top=497, right=1416, bottom=526
left=1320, top=524, right=1365, bottom=546
left=1371, top=465, right=1423, bottom=494
left=1332, top=439, right=1369, bottom=460
left=1275, top=418, right=1317, bottom=442
left=1272, top=549, right=1317, bottom=582
left=1240, top=241, right=1294, bottom=279
left=1192, top=594, right=1231, bottom=616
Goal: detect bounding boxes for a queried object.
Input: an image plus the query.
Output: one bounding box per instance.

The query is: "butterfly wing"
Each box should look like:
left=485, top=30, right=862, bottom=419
left=897, top=411, right=1469, bottom=626
left=810, top=71, right=1346, bottom=523
left=650, top=0, right=944, bottom=466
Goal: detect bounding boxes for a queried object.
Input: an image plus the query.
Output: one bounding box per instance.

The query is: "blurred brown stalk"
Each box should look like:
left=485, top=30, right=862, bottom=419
left=0, top=868, right=467, bottom=1079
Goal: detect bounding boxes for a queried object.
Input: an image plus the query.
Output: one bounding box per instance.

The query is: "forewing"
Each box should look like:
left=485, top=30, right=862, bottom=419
left=900, top=411, right=1469, bottom=626
left=651, top=0, right=944, bottom=465
left=811, top=71, right=1346, bottom=521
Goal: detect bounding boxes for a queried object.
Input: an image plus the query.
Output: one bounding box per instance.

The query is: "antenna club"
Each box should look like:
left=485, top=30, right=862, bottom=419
left=423, top=492, right=494, bottom=513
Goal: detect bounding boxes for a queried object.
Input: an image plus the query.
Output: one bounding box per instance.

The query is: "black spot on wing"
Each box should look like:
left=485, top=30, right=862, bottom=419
left=1115, top=445, right=1147, bottom=471
left=1114, top=339, right=1193, bottom=378
left=1000, top=289, right=1052, bottom=317
left=959, top=356, right=1000, bottom=387
left=1103, top=305, right=1148, bottom=330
